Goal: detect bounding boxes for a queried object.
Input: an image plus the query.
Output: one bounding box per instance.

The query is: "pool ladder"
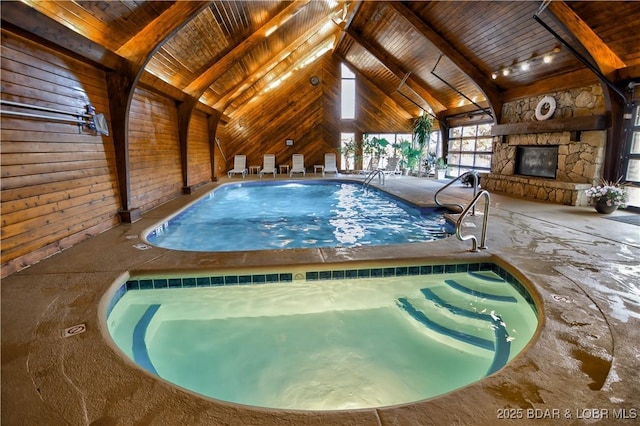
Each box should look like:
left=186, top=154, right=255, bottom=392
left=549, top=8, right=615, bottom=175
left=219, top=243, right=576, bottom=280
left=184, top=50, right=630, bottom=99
left=434, top=171, right=489, bottom=252
left=363, top=169, right=385, bottom=187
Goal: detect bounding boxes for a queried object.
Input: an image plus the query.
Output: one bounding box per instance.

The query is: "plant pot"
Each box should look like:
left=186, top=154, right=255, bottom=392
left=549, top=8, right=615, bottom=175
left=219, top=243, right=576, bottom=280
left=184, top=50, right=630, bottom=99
left=594, top=200, right=618, bottom=214
left=436, top=169, right=446, bottom=180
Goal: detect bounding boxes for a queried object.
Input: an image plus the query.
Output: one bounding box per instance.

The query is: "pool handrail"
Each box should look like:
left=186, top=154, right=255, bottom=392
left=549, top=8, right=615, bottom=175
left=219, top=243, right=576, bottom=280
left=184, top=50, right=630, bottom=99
left=363, top=169, right=385, bottom=187
left=456, top=189, right=490, bottom=252
left=434, top=171, right=480, bottom=214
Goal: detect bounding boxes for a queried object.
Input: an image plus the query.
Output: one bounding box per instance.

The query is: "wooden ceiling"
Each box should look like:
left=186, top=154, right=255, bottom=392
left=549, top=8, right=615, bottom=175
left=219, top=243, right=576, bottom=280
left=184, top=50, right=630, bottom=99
left=4, top=1, right=639, bottom=121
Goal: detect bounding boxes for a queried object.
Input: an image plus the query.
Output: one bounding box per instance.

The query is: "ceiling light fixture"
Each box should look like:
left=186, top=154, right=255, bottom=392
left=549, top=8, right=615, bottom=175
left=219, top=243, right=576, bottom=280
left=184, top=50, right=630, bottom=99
left=491, top=47, right=560, bottom=79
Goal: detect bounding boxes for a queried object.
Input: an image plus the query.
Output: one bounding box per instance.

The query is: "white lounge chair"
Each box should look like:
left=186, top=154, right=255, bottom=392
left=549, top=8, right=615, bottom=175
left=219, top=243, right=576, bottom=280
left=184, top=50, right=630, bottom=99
left=381, top=157, right=401, bottom=177
left=259, top=154, right=277, bottom=178
left=228, top=155, right=248, bottom=178
left=290, top=154, right=305, bottom=177
left=323, top=153, right=339, bottom=177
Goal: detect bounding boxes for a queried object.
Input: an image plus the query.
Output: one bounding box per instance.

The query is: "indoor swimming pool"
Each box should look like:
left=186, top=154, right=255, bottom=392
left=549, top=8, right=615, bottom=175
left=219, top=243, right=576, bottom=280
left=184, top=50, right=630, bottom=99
left=106, top=262, right=539, bottom=410
left=144, top=180, right=454, bottom=251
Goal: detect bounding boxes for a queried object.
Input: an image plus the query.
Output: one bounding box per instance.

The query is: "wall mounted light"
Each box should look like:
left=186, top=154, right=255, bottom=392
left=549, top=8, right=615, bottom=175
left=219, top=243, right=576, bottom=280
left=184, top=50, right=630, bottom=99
left=491, top=47, right=560, bottom=79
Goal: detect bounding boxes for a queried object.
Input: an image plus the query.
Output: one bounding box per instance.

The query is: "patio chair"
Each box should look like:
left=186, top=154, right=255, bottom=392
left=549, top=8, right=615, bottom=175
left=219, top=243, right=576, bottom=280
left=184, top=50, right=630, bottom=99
left=290, top=154, right=306, bottom=177
left=228, top=155, right=248, bottom=178
left=323, top=153, right=339, bottom=177
left=381, top=157, right=401, bottom=177
left=259, top=154, right=277, bottom=178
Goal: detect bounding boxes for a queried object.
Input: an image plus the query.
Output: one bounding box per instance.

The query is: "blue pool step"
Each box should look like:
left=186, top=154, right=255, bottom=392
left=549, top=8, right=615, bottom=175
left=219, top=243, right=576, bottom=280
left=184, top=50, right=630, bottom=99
left=397, top=287, right=512, bottom=376
left=396, top=297, right=494, bottom=351
left=445, top=279, right=517, bottom=303
left=132, top=304, right=161, bottom=375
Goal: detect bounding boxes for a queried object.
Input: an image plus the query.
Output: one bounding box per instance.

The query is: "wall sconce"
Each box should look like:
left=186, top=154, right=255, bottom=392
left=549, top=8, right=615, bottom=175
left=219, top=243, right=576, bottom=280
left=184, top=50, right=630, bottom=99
left=491, top=47, right=560, bottom=79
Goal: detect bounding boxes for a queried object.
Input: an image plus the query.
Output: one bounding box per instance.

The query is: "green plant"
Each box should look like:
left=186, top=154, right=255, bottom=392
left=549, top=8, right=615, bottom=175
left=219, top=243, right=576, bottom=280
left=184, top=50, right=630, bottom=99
left=413, top=114, right=433, bottom=174
left=338, top=138, right=359, bottom=170
left=397, top=140, right=421, bottom=171
left=362, top=134, right=389, bottom=160
left=413, top=114, right=433, bottom=150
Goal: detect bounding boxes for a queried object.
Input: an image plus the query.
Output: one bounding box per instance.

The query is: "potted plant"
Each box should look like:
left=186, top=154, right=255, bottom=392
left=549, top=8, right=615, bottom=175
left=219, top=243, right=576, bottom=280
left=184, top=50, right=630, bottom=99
left=413, top=114, right=433, bottom=175
left=397, top=140, right=421, bottom=175
left=338, top=138, right=359, bottom=172
left=435, top=157, right=448, bottom=179
left=585, top=179, right=628, bottom=214
left=362, top=134, right=390, bottom=170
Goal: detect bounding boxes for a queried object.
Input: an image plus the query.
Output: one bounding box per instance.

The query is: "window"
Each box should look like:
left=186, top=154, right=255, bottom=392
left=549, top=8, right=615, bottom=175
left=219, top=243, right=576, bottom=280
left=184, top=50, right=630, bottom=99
left=622, top=103, right=640, bottom=208
left=362, top=133, right=412, bottom=170
left=447, top=123, right=493, bottom=177
left=341, top=64, right=355, bottom=120
left=340, top=133, right=356, bottom=171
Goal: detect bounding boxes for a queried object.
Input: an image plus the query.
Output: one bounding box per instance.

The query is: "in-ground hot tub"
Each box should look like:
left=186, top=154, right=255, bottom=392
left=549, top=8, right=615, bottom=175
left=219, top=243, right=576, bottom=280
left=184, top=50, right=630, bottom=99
left=104, top=261, right=540, bottom=410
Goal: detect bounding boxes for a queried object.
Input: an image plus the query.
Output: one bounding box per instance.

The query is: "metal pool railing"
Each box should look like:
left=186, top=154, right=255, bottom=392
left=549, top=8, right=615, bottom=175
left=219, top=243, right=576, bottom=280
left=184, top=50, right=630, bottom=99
left=363, top=169, right=385, bottom=187
left=434, top=171, right=489, bottom=252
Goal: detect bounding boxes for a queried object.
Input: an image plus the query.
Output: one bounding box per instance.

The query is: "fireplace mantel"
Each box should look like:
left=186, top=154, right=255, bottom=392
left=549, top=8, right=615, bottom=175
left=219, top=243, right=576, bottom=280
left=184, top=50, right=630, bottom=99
left=491, top=114, right=608, bottom=136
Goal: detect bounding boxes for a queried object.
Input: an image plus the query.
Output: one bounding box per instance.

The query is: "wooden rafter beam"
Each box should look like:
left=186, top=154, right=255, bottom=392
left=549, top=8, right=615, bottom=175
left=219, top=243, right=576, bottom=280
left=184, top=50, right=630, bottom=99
left=545, top=1, right=625, bottom=78
left=344, top=28, right=446, bottom=114
left=230, top=31, right=342, bottom=119
left=184, top=0, right=311, bottom=98
left=334, top=0, right=363, bottom=51
left=213, top=13, right=336, bottom=112
left=385, top=1, right=501, bottom=121
left=0, top=1, right=123, bottom=71
left=117, top=1, right=210, bottom=68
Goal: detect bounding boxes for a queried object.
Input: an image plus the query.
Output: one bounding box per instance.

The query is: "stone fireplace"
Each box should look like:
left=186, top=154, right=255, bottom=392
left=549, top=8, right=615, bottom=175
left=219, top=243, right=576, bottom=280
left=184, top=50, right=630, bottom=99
left=480, top=85, right=607, bottom=206
left=515, top=145, right=559, bottom=179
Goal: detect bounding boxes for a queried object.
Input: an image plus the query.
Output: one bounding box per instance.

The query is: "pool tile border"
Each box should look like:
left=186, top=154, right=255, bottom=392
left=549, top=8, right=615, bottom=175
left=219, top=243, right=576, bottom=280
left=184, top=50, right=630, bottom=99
left=108, top=262, right=537, bottom=318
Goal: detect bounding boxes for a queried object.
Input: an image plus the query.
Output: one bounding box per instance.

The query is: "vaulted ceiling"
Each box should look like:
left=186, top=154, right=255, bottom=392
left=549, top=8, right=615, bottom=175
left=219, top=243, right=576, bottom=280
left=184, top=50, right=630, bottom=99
left=3, top=0, right=639, bottom=122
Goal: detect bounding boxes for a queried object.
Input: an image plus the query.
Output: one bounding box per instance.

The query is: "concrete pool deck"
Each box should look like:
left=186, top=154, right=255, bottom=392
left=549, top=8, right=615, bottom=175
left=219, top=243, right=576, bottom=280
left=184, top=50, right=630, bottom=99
left=2, top=175, right=639, bottom=425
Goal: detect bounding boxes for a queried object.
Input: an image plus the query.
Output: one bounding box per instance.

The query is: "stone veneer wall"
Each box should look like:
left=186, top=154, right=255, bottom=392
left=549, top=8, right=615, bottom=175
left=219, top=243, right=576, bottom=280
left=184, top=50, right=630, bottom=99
left=482, top=85, right=607, bottom=206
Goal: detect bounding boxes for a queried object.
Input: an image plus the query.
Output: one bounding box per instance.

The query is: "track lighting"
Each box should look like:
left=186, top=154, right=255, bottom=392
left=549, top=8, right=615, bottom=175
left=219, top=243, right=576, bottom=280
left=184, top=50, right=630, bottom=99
left=491, top=47, right=560, bottom=79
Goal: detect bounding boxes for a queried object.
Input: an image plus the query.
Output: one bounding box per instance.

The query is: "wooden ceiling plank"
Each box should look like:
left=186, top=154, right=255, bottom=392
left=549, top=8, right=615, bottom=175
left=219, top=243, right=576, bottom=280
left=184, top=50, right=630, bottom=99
left=344, top=28, right=446, bottom=114
left=335, top=0, right=363, bottom=50
left=385, top=1, right=501, bottom=121
left=0, top=1, right=123, bottom=71
left=213, top=14, right=335, bottom=112
left=545, top=0, right=625, bottom=78
left=116, top=1, right=210, bottom=68
left=184, top=0, right=312, bottom=98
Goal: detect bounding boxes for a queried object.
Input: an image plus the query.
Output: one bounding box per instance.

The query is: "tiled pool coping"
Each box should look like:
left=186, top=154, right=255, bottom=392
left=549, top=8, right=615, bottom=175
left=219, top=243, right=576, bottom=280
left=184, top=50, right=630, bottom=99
left=108, top=262, right=538, bottom=319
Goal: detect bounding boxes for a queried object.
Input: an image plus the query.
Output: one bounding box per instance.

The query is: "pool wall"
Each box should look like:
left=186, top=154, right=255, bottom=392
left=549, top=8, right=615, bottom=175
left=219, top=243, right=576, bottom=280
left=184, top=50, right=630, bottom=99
left=105, top=260, right=541, bottom=323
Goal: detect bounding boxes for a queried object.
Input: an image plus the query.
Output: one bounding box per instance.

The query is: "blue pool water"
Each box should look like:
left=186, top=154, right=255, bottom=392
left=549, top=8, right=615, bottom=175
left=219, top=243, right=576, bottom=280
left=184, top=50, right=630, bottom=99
left=107, top=264, right=539, bottom=410
left=145, top=180, right=454, bottom=251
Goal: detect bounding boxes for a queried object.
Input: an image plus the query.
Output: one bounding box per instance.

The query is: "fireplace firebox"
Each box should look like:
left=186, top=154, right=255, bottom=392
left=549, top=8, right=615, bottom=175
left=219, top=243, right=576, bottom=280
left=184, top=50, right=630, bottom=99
left=516, top=145, right=558, bottom=179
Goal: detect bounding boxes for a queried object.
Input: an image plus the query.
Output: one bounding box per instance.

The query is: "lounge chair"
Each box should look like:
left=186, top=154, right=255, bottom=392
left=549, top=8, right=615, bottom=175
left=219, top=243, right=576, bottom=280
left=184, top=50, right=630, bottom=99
left=259, top=154, right=277, bottom=178
left=323, top=153, right=339, bottom=177
left=290, top=154, right=305, bottom=177
left=228, top=155, right=248, bottom=178
left=381, top=157, right=401, bottom=177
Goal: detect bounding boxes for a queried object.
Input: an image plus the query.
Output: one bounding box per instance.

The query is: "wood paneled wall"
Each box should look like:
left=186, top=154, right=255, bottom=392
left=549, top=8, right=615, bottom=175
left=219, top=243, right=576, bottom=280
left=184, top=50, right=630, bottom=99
left=219, top=55, right=342, bottom=173
left=187, top=110, right=211, bottom=187
left=217, top=54, right=412, bottom=175
left=0, top=30, right=120, bottom=277
left=128, top=88, right=183, bottom=212
left=0, top=32, right=415, bottom=277
left=355, top=71, right=414, bottom=134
